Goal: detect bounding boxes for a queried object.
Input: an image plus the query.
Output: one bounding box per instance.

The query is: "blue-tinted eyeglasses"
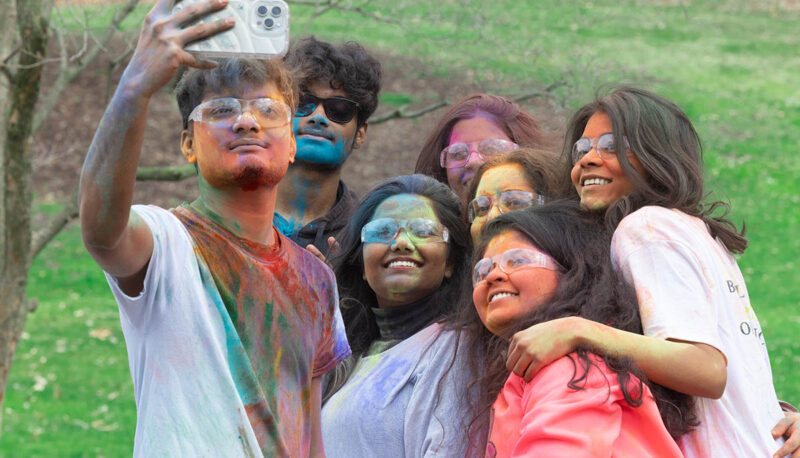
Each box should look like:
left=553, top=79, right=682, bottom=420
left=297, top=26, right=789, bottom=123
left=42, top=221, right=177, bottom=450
left=361, top=218, right=449, bottom=245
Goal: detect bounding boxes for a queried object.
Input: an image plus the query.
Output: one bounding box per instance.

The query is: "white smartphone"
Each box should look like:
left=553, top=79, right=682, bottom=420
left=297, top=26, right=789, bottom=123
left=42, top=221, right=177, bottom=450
left=172, top=0, right=290, bottom=58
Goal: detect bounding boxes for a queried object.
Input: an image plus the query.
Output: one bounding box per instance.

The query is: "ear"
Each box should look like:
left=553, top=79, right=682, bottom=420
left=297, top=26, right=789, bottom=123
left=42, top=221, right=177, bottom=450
left=181, top=129, right=197, bottom=164
left=444, top=261, right=454, bottom=280
left=352, top=122, right=368, bottom=150
left=288, top=133, right=297, bottom=164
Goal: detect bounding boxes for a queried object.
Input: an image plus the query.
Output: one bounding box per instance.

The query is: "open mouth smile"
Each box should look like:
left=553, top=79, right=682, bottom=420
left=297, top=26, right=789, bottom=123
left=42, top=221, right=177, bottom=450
left=582, top=177, right=611, bottom=186
left=385, top=259, right=422, bottom=269
left=489, top=291, right=518, bottom=303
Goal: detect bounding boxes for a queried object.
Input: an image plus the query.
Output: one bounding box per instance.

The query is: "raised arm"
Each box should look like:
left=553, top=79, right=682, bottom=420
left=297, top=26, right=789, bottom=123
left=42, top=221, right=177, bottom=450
left=79, top=0, right=232, bottom=293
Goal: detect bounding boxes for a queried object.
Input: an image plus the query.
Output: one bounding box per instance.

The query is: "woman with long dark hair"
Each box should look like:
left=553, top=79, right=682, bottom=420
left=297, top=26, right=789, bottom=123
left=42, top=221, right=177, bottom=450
left=460, top=202, right=693, bottom=455
left=504, top=87, right=799, bottom=457
left=320, top=174, right=485, bottom=457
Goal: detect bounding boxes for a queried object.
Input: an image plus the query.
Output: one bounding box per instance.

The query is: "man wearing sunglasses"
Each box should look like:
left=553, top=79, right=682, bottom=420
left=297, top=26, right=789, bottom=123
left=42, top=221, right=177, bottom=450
left=78, top=2, right=349, bottom=455
left=276, top=37, right=382, bottom=258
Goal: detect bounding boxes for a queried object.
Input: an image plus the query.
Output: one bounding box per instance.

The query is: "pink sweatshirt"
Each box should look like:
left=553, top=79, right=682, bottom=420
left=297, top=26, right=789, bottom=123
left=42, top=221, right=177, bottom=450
left=487, top=353, right=683, bottom=457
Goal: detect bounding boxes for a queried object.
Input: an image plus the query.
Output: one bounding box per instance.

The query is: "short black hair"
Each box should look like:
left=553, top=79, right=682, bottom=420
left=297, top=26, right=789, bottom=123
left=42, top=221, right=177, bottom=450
left=285, top=36, right=382, bottom=126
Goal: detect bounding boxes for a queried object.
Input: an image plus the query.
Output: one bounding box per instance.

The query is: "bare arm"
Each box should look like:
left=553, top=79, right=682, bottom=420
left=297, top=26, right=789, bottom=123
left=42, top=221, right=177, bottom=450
left=79, top=0, right=232, bottom=293
left=506, top=316, right=727, bottom=399
left=309, top=376, right=326, bottom=458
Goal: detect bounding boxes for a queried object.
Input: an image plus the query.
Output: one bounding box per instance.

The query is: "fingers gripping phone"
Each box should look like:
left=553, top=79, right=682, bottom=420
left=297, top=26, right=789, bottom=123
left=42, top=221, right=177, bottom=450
left=172, top=0, right=290, bottom=58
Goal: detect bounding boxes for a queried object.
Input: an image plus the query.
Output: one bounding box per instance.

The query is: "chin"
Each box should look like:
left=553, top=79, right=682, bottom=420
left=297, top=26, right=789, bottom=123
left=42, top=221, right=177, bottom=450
left=232, top=164, right=284, bottom=190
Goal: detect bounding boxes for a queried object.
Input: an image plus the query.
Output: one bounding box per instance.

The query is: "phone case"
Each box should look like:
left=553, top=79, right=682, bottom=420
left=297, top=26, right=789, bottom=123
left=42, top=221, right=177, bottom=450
left=172, top=0, right=290, bottom=58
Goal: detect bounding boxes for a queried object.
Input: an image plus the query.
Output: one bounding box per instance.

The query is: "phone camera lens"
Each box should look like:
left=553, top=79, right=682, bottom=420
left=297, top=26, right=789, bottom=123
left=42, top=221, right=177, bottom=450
left=264, top=17, right=275, bottom=29
left=257, top=5, right=268, bottom=16
left=271, top=6, right=282, bottom=16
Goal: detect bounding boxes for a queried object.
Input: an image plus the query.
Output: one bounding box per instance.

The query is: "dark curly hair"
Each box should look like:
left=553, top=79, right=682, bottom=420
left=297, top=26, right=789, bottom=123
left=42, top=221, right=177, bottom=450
left=284, top=36, right=382, bottom=126
left=446, top=201, right=698, bottom=439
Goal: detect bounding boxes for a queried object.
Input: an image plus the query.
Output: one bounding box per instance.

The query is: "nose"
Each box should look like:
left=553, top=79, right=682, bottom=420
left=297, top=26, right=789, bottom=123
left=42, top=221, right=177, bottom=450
left=577, top=146, right=604, bottom=167
left=464, top=148, right=485, bottom=171
left=232, top=110, right=261, bottom=133
left=486, top=201, right=503, bottom=221
left=484, top=263, right=507, bottom=283
left=305, top=106, right=330, bottom=127
left=390, top=230, right=415, bottom=251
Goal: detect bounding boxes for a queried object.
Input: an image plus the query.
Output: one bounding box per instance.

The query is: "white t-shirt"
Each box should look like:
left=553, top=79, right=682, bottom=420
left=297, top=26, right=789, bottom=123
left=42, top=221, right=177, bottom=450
left=105, top=205, right=349, bottom=457
left=611, top=206, right=784, bottom=457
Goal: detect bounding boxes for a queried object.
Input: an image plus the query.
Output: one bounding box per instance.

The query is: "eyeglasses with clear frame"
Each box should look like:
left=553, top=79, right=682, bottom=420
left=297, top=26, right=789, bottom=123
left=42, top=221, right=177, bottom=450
left=440, top=139, right=519, bottom=169
left=571, top=133, right=630, bottom=165
left=361, top=217, right=449, bottom=245
left=472, top=248, right=563, bottom=285
left=468, top=190, right=545, bottom=223
left=188, top=97, right=292, bottom=129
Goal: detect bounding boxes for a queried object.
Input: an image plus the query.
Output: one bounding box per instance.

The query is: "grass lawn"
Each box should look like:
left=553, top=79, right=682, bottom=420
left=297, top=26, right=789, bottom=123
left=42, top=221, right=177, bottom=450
left=4, top=0, right=799, bottom=455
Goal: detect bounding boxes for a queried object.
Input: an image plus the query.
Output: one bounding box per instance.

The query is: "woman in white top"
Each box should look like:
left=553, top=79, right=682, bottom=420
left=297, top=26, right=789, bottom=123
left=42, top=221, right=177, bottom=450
left=500, top=87, right=799, bottom=457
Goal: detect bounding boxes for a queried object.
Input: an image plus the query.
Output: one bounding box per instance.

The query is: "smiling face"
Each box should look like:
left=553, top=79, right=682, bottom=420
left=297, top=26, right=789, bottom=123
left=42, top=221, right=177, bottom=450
left=445, top=115, right=512, bottom=202
left=570, top=111, right=646, bottom=210
left=362, top=194, right=453, bottom=308
left=472, top=230, right=559, bottom=337
left=292, top=80, right=367, bottom=169
left=469, top=163, right=537, bottom=244
left=181, top=81, right=296, bottom=191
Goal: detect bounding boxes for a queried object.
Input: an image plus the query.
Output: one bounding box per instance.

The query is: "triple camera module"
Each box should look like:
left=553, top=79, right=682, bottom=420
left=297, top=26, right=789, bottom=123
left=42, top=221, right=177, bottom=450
left=256, top=3, right=284, bottom=30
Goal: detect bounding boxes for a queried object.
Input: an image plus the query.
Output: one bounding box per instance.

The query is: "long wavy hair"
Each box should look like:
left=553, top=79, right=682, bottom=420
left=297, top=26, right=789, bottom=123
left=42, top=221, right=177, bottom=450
left=446, top=201, right=698, bottom=439
left=414, top=94, right=548, bottom=185
left=322, top=174, right=472, bottom=403
left=564, top=86, right=747, bottom=253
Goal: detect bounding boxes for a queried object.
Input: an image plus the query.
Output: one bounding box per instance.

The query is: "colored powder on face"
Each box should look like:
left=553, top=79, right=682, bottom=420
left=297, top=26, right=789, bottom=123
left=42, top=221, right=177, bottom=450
left=292, top=115, right=349, bottom=166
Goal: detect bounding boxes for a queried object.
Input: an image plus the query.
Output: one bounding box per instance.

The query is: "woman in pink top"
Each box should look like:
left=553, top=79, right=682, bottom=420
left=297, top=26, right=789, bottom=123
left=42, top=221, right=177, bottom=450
left=461, top=201, right=694, bottom=456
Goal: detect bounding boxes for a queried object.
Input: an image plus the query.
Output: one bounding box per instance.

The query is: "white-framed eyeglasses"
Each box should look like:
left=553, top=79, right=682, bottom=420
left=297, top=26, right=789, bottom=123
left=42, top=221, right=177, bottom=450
left=188, top=97, right=292, bottom=129
left=473, top=247, right=563, bottom=285
left=571, top=133, right=629, bottom=165
left=361, top=217, right=449, bottom=245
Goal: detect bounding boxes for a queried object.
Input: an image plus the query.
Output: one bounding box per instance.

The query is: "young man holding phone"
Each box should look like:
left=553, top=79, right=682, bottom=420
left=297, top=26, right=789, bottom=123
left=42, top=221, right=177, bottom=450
left=274, top=37, right=383, bottom=258
left=79, top=1, right=349, bottom=455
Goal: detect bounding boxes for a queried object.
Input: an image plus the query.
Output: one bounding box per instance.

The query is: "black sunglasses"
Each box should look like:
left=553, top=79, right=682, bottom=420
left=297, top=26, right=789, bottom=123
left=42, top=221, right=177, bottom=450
left=295, top=92, right=360, bottom=124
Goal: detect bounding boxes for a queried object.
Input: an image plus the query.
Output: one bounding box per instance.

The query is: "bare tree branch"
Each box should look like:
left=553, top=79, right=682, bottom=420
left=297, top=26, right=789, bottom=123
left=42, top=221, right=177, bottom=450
left=31, top=187, right=78, bottom=260
left=31, top=0, right=140, bottom=136
left=370, top=100, right=449, bottom=124
left=370, top=78, right=568, bottom=125
left=136, top=164, right=196, bottom=181
left=296, top=0, right=399, bottom=32
left=509, top=78, right=569, bottom=104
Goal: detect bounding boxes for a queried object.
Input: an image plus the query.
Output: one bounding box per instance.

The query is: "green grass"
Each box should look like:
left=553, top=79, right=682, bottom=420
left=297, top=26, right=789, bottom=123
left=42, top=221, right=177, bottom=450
left=5, top=0, right=800, bottom=454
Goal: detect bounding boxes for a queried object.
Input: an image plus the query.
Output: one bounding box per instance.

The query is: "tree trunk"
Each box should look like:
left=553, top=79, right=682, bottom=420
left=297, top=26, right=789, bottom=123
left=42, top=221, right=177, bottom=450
left=0, top=0, right=52, bottom=436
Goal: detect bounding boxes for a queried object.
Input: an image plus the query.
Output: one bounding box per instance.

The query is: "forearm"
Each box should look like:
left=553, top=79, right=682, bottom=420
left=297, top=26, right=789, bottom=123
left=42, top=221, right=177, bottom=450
left=579, top=318, right=727, bottom=398
left=79, top=82, right=150, bottom=249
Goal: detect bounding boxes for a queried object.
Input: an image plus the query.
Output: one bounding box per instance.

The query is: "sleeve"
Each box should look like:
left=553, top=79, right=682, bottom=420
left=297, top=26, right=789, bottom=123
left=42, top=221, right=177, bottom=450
left=612, top=210, right=724, bottom=353
left=405, top=329, right=485, bottom=458
left=103, top=205, right=186, bottom=329
left=311, top=267, right=351, bottom=377
left=509, top=355, right=624, bottom=456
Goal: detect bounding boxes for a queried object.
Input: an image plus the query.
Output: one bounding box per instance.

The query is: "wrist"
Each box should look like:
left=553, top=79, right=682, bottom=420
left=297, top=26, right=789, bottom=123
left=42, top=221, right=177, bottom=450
left=562, top=316, right=591, bottom=348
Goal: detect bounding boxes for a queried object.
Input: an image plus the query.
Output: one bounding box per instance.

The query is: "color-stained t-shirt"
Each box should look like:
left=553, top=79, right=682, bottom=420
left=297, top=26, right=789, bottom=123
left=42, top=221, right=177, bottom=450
left=321, top=323, right=485, bottom=457
left=487, top=353, right=682, bottom=458
left=104, top=204, right=350, bottom=457
left=611, top=206, right=784, bottom=457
